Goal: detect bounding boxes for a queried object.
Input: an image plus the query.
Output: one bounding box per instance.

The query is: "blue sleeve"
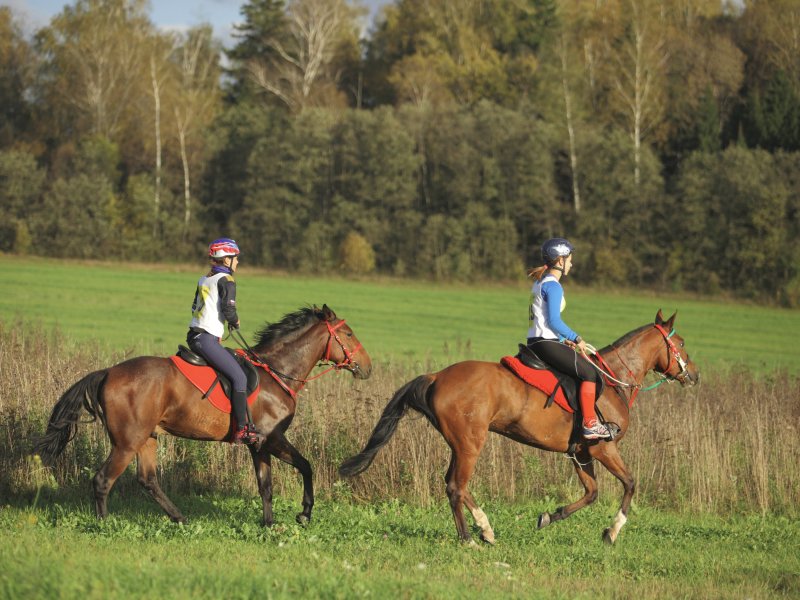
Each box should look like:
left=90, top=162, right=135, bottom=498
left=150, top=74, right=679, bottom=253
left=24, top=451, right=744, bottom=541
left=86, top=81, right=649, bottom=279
left=541, top=281, right=579, bottom=342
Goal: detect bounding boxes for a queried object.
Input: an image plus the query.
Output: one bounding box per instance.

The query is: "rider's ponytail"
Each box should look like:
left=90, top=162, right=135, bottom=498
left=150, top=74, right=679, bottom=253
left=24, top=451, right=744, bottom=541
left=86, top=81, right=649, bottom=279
left=527, top=265, right=548, bottom=280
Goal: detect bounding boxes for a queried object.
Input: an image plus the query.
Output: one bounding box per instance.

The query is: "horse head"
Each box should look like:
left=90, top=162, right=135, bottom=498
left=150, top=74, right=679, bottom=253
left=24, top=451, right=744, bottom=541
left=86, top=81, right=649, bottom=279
left=314, top=304, right=372, bottom=379
left=652, top=309, right=699, bottom=386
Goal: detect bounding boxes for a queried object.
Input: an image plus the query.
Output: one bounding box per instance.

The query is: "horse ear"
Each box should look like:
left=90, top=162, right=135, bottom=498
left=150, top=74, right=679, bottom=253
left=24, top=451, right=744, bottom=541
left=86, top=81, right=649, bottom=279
left=322, top=304, right=336, bottom=321
left=655, top=309, right=665, bottom=325
left=665, top=310, right=677, bottom=329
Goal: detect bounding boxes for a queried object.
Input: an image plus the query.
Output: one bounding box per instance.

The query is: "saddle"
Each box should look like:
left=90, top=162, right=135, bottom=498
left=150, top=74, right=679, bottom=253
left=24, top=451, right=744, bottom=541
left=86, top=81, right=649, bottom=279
left=170, top=346, right=261, bottom=413
left=502, top=344, right=613, bottom=448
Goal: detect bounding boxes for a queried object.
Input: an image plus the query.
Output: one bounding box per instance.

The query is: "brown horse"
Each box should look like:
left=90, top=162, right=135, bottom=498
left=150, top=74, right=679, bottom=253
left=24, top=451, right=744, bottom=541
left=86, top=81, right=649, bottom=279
left=36, top=305, right=371, bottom=525
left=340, top=310, right=698, bottom=545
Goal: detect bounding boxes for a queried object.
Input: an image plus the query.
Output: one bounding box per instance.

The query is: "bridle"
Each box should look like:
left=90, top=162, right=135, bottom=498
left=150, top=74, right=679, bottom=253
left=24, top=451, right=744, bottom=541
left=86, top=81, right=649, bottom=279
left=231, top=319, right=364, bottom=399
left=589, top=324, right=691, bottom=408
left=320, top=319, right=364, bottom=376
left=652, top=324, right=691, bottom=385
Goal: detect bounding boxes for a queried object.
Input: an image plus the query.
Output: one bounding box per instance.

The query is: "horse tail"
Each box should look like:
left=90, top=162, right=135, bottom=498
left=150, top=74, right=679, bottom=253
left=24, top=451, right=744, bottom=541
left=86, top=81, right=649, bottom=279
left=339, top=374, right=437, bottom=477
left=34, top=369, right=109, bottom=464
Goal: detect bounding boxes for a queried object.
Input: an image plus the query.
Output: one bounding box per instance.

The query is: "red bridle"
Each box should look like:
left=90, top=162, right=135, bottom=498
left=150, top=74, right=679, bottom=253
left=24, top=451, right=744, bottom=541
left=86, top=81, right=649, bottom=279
left=652, top=324, right=690, bottom=383
left=322, top=319, right=363, bottom=370
left=592, top=324, right=690, bottom=408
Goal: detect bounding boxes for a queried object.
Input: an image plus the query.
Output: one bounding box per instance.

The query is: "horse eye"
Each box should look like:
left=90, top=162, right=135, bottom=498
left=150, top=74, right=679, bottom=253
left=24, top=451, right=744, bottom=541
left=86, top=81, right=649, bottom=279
left=680, top=341, right=684, bottom=348
left=346, top=332, right=353, bottom=338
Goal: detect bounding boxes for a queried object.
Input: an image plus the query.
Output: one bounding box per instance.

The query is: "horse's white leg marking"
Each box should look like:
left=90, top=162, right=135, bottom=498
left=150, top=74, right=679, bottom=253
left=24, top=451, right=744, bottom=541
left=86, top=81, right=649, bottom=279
left=607, top=509, right=627, bottom=543
left=470, top=506, right=495, bottom=544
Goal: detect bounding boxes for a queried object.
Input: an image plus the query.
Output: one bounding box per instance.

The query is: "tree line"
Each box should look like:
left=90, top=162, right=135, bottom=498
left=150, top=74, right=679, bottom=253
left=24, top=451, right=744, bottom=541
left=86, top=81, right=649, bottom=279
left=1, top=0, right=799, bottom=305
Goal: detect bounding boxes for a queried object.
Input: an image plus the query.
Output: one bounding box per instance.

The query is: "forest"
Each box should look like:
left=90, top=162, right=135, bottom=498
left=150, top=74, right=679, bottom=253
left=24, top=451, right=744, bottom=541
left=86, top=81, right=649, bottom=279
left=1, top=0, right=799, bottom=304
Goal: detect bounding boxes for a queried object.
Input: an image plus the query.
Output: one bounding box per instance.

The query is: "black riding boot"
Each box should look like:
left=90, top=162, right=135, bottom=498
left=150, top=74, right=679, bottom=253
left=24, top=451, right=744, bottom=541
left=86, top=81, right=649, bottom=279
left=231, top=390, right=249, bottom=429
left=231, top=390, right=256, bottom=444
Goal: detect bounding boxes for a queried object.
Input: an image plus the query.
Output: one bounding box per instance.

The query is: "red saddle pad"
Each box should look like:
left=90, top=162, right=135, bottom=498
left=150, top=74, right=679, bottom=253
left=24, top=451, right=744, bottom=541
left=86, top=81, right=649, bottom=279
left=500, top=356, right=573, bottom=413
left=169, top=355, right=259, bottom=414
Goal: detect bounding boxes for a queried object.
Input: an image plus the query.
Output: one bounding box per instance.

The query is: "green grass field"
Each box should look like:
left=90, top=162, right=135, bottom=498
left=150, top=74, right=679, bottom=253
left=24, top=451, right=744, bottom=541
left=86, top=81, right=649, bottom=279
left=1, top=254, right=798, bottom=373
left=3, top=495, right=798, bottom=599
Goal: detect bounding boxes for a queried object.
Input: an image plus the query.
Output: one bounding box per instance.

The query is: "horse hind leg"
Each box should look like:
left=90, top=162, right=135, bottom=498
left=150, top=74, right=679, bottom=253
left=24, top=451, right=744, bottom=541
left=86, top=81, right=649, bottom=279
left=93, top=445, right=137, bottom=519
left=136, top=436, right=187, bottom=523
left=538, top=449, right=598, bottom=530
left=463, top=491, right=495, bottom=545
left=444, top=448, right=483, bottom=545
left=249, top=447, right=274, bottom=527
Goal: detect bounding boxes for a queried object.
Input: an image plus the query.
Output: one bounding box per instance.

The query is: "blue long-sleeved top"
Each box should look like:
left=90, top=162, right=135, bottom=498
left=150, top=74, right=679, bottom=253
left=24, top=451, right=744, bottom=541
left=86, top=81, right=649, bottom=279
left=527, top=275, right=580, bottom=342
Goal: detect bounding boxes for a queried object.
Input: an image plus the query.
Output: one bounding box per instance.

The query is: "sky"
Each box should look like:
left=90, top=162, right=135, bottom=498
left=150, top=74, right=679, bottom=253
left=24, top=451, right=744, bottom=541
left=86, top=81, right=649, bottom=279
left=6, top=0, right=389, bottom=46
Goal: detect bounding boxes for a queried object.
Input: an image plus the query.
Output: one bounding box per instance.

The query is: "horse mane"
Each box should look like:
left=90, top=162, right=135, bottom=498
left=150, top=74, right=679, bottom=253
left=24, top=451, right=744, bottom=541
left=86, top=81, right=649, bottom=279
left=598, top=323, right=652, bottom=353
left=253, top=306, right=324, bottom=351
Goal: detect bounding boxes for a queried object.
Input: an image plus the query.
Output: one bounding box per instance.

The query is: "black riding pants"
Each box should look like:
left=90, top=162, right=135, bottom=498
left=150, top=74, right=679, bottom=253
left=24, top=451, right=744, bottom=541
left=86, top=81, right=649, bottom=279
left=526, top=337, right=600, bottom=384
left=187, top=329, right=248, bottom=425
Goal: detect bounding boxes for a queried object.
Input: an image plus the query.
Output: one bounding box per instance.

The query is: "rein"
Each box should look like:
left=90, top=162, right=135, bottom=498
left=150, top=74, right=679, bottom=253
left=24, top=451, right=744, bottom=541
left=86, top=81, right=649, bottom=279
left=230, top=320, right=362, bottom=399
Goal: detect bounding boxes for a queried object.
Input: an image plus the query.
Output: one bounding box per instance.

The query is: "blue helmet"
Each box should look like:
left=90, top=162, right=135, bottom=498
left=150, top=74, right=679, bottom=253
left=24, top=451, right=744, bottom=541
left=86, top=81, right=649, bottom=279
left=541, top=238, right=574, bottom=264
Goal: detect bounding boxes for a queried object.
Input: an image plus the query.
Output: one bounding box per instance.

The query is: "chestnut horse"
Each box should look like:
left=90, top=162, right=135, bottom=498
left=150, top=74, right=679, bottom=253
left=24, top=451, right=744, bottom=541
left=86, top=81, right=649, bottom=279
left=340, top=310, right=698, bottom=545
left=36, top=305, right=371, bottom=526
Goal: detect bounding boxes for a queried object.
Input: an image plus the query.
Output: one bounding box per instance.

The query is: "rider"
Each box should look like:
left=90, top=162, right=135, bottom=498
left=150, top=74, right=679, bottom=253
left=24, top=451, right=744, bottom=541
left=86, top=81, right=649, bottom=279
left=526, top=238, right=610, bottom=440
left=187, top=238, right=256, bottom=445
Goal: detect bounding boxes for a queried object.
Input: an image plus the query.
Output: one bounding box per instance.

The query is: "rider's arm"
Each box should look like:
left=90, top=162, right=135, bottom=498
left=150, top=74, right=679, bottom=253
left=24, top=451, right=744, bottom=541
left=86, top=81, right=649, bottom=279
left=541, top=280, right=580, bottom=343
left=218, top=276, right=240, bottom=328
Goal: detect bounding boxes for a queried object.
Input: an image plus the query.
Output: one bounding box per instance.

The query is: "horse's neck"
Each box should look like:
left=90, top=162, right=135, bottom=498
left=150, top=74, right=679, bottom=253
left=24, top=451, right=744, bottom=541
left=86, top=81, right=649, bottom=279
left=260, top=323, right=327, bottom=383
left=599, top=333, right=659, bottom=388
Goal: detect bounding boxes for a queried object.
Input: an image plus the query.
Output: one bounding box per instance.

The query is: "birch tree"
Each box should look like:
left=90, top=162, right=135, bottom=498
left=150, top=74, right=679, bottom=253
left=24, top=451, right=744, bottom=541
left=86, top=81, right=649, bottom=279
left=147, top=33, right=177, bottom=239
left=249, top=0, right=363, bottom=111
left=36, top=0, right=151, bottom=140
left=602, top=0, right=670, bottom=187
left=170, top=25, right=222, bottom=239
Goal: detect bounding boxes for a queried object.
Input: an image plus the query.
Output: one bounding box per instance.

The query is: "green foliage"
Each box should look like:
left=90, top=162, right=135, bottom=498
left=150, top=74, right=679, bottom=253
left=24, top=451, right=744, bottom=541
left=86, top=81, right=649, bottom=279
left=0, top=7, right=34, bottom=148
left=32, top=174, right=119, bottom=258
left=744, top=70, right=800, bottom=151
left=0, top=149, right=45, bottom=252
left=676, top=146, right=792, bottom=299
left=339, top=231, right=376, bottom=274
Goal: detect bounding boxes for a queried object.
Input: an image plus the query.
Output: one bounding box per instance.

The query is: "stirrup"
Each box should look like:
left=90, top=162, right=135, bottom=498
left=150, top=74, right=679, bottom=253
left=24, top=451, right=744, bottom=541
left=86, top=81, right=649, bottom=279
left=233, top=423, right=257, bottom=445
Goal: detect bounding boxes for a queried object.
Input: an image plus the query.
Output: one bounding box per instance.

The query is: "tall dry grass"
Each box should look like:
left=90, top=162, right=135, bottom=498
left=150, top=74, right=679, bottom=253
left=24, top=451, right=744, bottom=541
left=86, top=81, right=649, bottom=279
left=1, top=323, right=798, bottom=516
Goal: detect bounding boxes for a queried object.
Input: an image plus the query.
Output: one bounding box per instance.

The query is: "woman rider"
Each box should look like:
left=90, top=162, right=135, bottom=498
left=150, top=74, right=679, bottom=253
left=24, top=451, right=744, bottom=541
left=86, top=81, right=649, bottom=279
left=526, top=238, right=610, bottom=440
left=187, top=238, right=256, bottom=445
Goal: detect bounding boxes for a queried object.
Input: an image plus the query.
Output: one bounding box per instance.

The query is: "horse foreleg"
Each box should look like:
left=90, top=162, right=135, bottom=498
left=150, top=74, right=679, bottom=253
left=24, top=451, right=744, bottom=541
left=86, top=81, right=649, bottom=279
left=538, top=449, right=597, bottom=530
left=93, top=445, right=136, bottom=519
left=265, top=433, right=313, bottom=524
left=249, top=447, right=273, bottom=527
left=136, top=436, right=187, bottom=523
left=592, top=442, right=635, bottom=545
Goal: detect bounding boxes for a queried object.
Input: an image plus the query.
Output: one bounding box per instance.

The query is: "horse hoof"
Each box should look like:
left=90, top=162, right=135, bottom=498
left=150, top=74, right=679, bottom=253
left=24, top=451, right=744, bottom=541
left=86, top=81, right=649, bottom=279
left=171, top=516, right=188, bottom=524
left=537, top=513, right=551, bottom=529
left=602, top=528, right=616, bottom=545
left=466, top=538, right=480, bottom=549
left=480, top=531, right=496, bottom=545
left=296, top=513, right=310, bottom=526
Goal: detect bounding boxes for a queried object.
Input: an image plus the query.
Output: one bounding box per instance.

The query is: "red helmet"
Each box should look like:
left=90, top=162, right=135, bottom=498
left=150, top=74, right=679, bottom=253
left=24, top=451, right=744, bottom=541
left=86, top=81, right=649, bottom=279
left=208, top=238, right=240, bottom=258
